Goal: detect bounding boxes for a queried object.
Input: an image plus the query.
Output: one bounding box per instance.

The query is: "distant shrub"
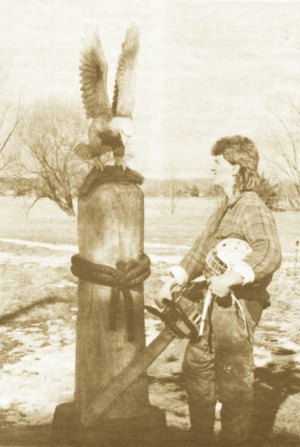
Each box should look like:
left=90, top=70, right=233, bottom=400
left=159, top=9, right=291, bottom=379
left=189, top=185, right=200, bottom=197
left=206, top=185, right=223, bottom=198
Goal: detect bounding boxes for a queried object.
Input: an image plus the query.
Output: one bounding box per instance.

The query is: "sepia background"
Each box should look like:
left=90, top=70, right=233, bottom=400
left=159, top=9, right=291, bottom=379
left=0, top=1, right=299, bottom=446
left=1, top=0, right=300, bottom=178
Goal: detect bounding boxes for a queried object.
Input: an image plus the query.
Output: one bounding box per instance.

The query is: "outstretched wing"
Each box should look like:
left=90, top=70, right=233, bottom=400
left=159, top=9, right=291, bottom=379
left=80, top=31, right=112, bottom=119
left=112, top=24, right=139, bottom=118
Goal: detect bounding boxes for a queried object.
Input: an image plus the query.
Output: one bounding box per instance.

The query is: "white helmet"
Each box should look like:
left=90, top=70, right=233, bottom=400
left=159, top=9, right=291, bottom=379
left=205, top=238, right=252, bottom=276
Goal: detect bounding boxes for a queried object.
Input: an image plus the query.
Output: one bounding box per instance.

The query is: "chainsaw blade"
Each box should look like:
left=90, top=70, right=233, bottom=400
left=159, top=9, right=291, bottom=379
left=83, top=327, right=175, bottom=425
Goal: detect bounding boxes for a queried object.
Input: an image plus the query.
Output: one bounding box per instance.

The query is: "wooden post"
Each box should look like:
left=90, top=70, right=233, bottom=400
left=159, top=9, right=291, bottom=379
left=75, top=179, right=150, bottom=421
left=52, top=169, right=166, bottom=444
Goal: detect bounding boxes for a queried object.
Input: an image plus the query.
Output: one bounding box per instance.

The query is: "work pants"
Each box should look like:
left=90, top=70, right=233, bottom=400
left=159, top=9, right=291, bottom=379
left=182, top=297, right=260, bottom=447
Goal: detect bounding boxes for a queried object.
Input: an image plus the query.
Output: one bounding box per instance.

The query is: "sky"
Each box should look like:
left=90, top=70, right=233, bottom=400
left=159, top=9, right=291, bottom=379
left=1, top=0, right=300, bottom=179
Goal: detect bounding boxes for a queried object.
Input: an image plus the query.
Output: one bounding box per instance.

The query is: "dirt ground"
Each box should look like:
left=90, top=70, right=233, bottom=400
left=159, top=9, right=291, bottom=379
left=0, top=197, right=299, bottom=446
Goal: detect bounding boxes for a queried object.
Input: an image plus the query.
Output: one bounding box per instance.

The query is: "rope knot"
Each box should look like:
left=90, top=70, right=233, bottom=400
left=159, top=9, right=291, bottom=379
left=71, top=253, right=151, bottom=341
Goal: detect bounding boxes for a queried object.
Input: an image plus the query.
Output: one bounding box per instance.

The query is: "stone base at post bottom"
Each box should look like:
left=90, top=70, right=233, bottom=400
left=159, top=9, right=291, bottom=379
left=52, top=401, right=167, bottom=447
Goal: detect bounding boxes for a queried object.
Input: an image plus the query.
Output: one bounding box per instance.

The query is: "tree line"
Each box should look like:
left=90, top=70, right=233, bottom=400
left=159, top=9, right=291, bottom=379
left=0, top=96, right=300, bottom=215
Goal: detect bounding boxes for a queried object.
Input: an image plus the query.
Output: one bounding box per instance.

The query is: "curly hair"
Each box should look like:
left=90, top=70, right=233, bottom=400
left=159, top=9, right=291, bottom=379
left=211, top=135, right=260, bottom=193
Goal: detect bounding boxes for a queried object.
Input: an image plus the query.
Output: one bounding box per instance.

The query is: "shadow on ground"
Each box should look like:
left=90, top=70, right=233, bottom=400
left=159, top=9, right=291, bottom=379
left=249, top=356, right=300, bottom=447
left=0, top=355, right=299, bottom=447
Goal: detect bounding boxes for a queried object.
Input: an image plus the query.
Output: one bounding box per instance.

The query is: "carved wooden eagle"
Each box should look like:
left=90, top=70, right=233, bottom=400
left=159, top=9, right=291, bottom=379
left=74, top=25, right=139, bottom=170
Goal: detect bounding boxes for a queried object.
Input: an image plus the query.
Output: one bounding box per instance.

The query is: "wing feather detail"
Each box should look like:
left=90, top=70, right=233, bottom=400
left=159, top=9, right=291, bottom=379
left=112, top=24, right=140, bottom=118
left=74, top=143, right=93, bottom=160
left=79, top=32, right=112, bottom=119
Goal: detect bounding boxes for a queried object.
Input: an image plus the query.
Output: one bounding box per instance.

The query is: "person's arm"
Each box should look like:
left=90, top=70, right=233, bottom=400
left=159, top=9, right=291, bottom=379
left=179, top=233, right=208, bottom=281
left=155, top=227, right=210, bottom=307
left=240, top=199, right=282, bottom=282
left=179, top=203, right=228, bottom=281
left=208, top=198, right=282, bottom=298
left=156, top=201, right=229, bottom=305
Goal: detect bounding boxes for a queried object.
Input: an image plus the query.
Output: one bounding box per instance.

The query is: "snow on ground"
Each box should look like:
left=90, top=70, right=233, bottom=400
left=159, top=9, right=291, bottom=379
left=0, top=237, right=296, bottom=268
left=0, top=320, right=75, bottom=425
left=0, top=238, right=299, bottom=445
left=0, top=237, right=297, bottom=258
left=0, top=251, right=70, bottom=267
left=0, top=239, right=77, bottom=253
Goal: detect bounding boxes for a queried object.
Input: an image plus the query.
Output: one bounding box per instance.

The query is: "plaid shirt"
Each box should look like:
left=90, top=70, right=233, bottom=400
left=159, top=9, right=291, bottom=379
left=180, top=191, right=282, bottom=285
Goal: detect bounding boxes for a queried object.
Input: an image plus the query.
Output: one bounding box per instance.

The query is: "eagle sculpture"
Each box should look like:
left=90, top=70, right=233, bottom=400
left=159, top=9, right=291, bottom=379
left=74, top=25, right=139, bottom=170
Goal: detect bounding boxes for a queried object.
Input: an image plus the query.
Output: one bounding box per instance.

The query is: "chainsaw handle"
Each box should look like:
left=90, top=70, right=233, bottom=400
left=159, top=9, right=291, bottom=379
left=162, top=297, right=171, bottom=305
left=155, top=278, right=180, bottom=308
left=199, top=289, right=214, bottom=337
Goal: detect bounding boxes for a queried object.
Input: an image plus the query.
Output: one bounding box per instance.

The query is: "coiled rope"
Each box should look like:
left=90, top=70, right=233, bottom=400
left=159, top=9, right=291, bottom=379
left=71, top=253, right=151, bottom=341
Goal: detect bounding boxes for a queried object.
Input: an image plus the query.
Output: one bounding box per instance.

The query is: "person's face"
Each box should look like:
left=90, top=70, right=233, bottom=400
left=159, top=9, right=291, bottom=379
left=211, top=154, right=239, bottom=189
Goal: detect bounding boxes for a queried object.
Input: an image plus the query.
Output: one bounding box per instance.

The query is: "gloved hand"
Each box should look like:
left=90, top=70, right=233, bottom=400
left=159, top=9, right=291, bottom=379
left=155, top=265, right=188, bottom=308
left=207, top=270, right=244, bottom=297
left=155, top=276, right=179, bottom=308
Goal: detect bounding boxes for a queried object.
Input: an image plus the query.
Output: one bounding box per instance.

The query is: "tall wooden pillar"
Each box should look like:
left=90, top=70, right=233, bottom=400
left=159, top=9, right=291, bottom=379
left=75, top=180, right=150, bottom=421
left=52, top=168, right=165, bottom=445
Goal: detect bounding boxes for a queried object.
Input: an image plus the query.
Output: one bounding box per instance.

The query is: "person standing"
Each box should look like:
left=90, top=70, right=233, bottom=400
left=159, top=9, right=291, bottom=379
left=157, top=135, right=282, bottom=447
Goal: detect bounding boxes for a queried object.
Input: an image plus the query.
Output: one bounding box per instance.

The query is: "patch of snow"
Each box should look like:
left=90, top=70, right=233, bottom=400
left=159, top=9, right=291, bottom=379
left=0, top=239, right=294, bottom=267
left=0, top=251, right=70, bottom=267
left=145, top=314, right=162, bottom=344
left=0, top=238, right=183, bottom=266
left=280, top=322, right=300, bottom=332
left=0, top=342, right=75, bottom=425
left=0, top=238, right=189, bottom=253
left=254, top=346, right=273, bottom=367
left=0, top=238, right=77, bottom=253
left=145, top=242, right=190, bottom=250
left=149, top=254, right=182, bottom=264
left=55, top=280, right=76, bottom=288
left=276, top=340, right=300, bottom=353
left=294, top=352, right=300, bottom=363
left=0, top=249, right=182, bottom=267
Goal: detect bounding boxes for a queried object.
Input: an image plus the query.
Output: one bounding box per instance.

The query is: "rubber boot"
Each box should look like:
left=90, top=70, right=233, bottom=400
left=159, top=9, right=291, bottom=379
left=188, top=399, right=216, bottom=446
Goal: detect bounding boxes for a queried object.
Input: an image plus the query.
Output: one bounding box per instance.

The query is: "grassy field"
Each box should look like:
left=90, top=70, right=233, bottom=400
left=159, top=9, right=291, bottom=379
left=0, top=196, right=299, bottom=251
left=0, top=195, right=299, bottom=446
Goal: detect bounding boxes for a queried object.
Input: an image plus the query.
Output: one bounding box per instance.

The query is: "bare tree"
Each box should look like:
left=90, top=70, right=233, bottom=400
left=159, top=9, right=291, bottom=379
left=0, top=103, right=23, bottom=172
left=264, top=98, right=300, bottom=209
left=19, top=98, right=88, bottom=216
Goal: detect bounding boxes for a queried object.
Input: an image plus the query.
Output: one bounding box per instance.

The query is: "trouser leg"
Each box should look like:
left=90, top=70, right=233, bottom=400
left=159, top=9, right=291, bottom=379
left=218, top=353, right=253, bottom=447
left=212, top=298, right=258, bottom=447
left=182, top=329, right=216, bottom=445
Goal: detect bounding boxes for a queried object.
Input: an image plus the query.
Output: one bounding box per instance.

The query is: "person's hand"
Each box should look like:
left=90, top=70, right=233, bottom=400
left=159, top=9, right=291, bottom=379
left=207, top=275, right=231, bottom=298
left=155, top=277, right=179, bottom=308
left=207, top=271, right=244, bottom=298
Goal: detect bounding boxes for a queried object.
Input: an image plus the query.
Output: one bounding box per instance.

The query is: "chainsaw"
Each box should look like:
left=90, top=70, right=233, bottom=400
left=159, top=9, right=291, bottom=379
left=82, top=238, right=252, bottom=425
left=145, top=275, right=207, bottom=339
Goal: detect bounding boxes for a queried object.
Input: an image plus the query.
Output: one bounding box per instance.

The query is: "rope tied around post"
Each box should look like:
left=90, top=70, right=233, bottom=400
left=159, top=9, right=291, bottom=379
left=71, top=253, right=151, bottom=341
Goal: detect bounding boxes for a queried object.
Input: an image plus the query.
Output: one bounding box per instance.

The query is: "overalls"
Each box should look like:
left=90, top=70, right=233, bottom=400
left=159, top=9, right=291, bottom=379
left=182, top=294, right=262, bottom=446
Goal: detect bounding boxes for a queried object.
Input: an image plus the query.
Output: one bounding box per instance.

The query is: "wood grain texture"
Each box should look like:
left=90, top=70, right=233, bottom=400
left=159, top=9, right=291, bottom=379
left=75, top=182, right=150, bottom=423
